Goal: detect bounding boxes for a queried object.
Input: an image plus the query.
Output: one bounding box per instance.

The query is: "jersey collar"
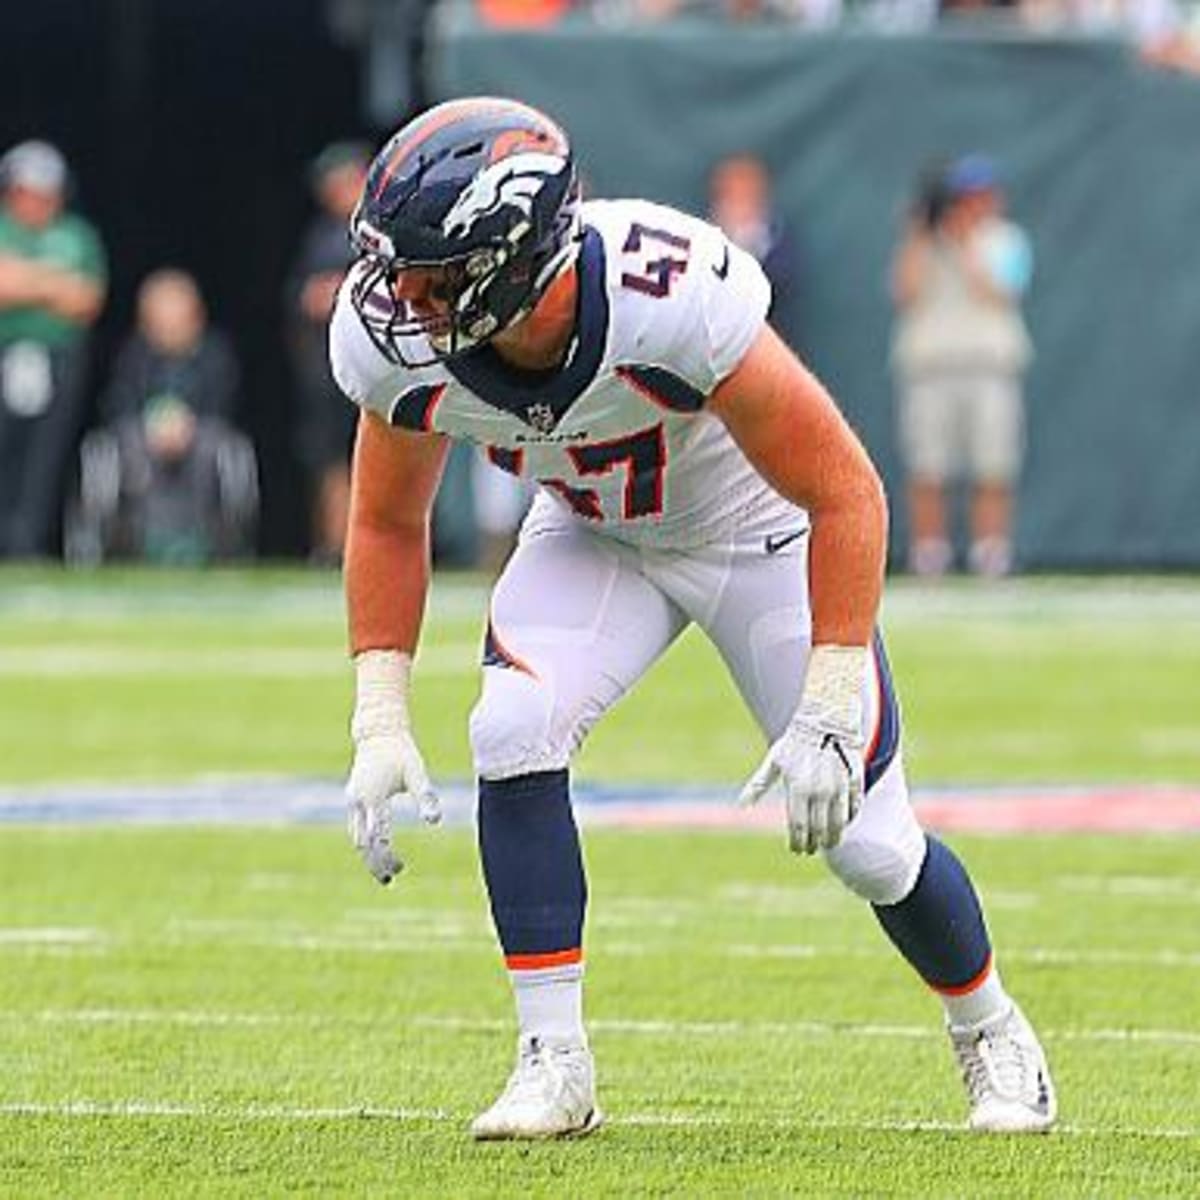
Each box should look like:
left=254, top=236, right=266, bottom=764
left=445, top=224, right=608, bottom=430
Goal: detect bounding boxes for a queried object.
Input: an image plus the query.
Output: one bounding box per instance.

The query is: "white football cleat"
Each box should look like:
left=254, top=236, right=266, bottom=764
left=470, top=1036, right=602, bottom=1141
left=951, top=1002, right=1057, bottom=1133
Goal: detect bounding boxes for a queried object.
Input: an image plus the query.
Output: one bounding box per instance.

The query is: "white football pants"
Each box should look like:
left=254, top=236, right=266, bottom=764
left=469, top=494, right=926, bottom=904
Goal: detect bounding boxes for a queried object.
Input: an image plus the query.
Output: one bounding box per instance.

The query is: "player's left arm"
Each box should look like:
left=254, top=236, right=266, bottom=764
left=708, top=323, right=887, bottom=646
left=709, top=324, right=888, bottom=853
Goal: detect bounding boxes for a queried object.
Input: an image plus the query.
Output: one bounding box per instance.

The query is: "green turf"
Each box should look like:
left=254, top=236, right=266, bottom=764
left=1, top=827, right=1198, bottom=1196
left=2, top=568, right=1199, bottom=1195
left=2, top=568, right=1199, bottom=786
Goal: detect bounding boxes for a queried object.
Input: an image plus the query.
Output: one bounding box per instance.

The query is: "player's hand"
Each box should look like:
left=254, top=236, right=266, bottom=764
left=345, top=729, right=440, bottom=885
left=345, top=649, right=440, bottom=886
left=739, top=711, right=864, bottom=854
left=738, top=645, right=868, bottom=855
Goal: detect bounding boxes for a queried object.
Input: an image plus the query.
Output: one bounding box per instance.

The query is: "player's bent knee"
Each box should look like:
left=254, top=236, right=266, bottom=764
left=823, top=817, right=926, bottom=906
left=469, top=668, right=569, bottom=780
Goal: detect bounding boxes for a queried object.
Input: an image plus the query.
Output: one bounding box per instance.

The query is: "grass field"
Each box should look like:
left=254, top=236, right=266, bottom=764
left=2, top=568, right=1199, bottom=1196
left=2, top=567, right=1200, bottom=787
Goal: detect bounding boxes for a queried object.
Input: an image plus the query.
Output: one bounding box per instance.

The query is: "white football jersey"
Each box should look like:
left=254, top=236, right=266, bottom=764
left=330, top=197, right=791, bottom=548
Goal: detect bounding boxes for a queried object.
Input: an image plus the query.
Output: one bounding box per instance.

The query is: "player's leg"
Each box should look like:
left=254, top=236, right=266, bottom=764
left=898, top=375, right=954, bottom=577
left=672, top=519, right=1054, bottom=1132
left=966, top=373, right=1024, bottom=578
left=468, top=497, right=687, bottom=1139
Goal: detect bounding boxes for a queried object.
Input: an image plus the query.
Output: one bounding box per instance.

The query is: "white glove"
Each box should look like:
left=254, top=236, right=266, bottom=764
left=739, top=645, right=868, bottom=855
left=346, top=650, right=441, bottom=885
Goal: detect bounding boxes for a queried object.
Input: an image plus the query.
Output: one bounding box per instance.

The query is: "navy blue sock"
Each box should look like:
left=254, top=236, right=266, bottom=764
left=477, top=769, right=586, bottom=965
left=873, top=836, right=992, bottom=992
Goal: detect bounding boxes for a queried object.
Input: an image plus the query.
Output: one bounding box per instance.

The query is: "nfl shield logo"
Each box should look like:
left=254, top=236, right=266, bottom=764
left=525, top=403, right=556, bottom=432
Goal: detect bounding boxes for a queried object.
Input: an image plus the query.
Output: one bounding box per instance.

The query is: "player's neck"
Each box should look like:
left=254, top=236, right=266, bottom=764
left=490, top=268, right=579, bottom=372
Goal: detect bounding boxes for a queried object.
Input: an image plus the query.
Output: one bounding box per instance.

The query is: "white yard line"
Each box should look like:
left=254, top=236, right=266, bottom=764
left=0, top=928, right=105, bottom=945
left=0, top=643, right=477, bottom=678
left=5, top=1008, right=1199, bottom=1047
left=0, top=1098, right=1195, bottom=1140
left=1060, top=875, right=1200, bottom=902
left=727, top=944, right=1200, bottom=968
left=5, top=926, right=1198, bottom=969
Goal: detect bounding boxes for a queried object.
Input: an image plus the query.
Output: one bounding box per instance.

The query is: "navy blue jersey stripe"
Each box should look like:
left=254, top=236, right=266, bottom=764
left=865, top=629, right=902, bottom=792
left=617, top=364, right=706, bottom=413
left=389, top=383, right=445, bottom=431
left=487, top=446, right=524, bottom=475
left=445, top=225, right=609, bottom=429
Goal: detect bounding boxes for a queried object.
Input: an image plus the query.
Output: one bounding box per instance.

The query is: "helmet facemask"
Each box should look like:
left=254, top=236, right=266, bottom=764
left=347, top=110, right=581, bottom=369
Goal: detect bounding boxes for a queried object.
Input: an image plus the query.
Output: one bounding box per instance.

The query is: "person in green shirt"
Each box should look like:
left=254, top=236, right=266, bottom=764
left=0, top=140, right=107, bottom=557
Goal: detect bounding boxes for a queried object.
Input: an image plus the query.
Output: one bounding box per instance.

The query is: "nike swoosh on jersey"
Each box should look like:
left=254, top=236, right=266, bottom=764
left=712, top=242, right=730, bottom=280
left=764, top=527, right=808, bottom=554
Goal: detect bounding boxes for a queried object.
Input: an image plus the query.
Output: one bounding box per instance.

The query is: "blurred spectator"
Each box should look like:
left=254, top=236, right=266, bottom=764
left=0, top=140, right=106, bottom=558
left=621, top=0, right=840, bottom=21
left=286, top=140, right=370, bottom=565
left=68, top=269, right=257, bottom=564
left=889, top=155, right=1033, bottom=578
left=476, top=0, right=575, bottom=23
left=1020, top=0, right=1200, bottom=73
left=707, top=153, right=800, bottom=347
left=939, top=0, right=1018, bottom=17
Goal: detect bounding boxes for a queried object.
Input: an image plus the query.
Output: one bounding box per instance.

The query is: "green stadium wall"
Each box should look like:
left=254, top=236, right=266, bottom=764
left=431, top=24, right=1200, bottom=569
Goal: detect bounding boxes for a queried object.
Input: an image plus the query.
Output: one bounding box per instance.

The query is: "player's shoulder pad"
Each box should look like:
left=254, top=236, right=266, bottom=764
left=328, top=267, right=446, bottom=425
left=585, top=197, right=771, bottom=398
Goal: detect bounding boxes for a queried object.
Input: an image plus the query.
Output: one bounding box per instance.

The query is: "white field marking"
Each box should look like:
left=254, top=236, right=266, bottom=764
left=5, top=1009, right=1200, bottom=1049
left=1061, top=875, right=1200, bottom=903
left=116, top=921, right=1200, bottom=967
left=878, top=577, right=1200, bottom=626
left=1136, top=729, right=1200, bottom=756
left=252, top=932, right=491, bottom=954
left=0, top=643, right=477, bottom=679
left=0, top=1099, right=1197, bottom=1140
left=727, top=944, right=1200, bottom=968
left=0, top=928, right=105, bottom=945
left=0, top=576, right=490, bottom=625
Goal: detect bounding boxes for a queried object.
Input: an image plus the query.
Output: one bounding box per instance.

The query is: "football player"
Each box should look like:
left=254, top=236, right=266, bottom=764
left=331, top=97, right=1056, bottom=1140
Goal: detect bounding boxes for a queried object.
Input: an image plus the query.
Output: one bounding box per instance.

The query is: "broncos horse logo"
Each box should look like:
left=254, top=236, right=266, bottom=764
left=442, top=152, right=565, bottom=240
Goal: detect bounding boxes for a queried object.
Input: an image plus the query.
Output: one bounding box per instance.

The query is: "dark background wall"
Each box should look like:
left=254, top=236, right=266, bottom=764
left=7, top=9, right=1200, bottom=566
left=434, top=23, right=1200, bottom=569
left=0, top=0, right=375, bottom=555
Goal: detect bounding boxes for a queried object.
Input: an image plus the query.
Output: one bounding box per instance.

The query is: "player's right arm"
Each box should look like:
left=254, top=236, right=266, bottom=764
left=341, top=394, right=450, bottom=886
left=345, top=409, right=448, bottom=657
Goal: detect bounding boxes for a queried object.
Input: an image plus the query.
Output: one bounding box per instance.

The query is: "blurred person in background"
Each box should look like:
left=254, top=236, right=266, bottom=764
left=475, top=0, right=575, bottom=22
left=76, top=268, right=256, bottom=564
left=889, top=155, right=1033, bottom=578
left=0, top=140, right=106, bottom=558
left=707, top=152, right=800, bottom=348
left=624, top=0, right=841, bottom=21
left=1020, top=0, right=1200, bottom=73
left=287, top=141, right=372, bottom=565
left=288, top=140, right=482, bottom=570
